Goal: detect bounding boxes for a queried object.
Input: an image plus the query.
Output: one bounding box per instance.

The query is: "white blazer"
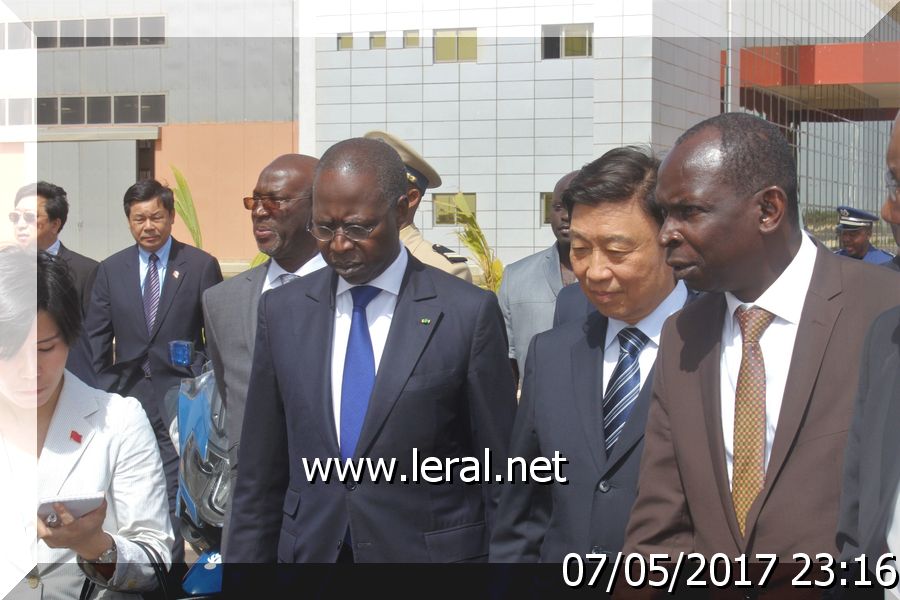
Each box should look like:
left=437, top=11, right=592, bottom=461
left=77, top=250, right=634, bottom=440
left=11, top=371, right=173, bottom=599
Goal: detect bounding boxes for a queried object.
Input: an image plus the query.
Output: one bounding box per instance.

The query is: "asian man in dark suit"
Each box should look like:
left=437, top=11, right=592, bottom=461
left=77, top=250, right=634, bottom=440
left=84, top=178, right=223, bottom=563
left=490, top=146, right=690, bottom=562
left=227, top=137, right=516, bottom=564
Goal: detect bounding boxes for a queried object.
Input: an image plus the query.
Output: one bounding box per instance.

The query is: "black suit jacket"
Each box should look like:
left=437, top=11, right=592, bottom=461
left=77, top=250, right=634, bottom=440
left=227, top=253, right=517, bottom=563
left=84, top=237, right=223, bottom=404
left=491, top=292, right=694, bottom=562
left=57, top=242, right=99, bottom=316
left=837, top=304, right=900, bottom=565
left=552, top=282, right=593, bottom=327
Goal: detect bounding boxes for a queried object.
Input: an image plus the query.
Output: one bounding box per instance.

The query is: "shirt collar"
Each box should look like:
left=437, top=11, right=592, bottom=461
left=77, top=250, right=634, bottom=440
left=45, top=239, right=61, bottom=256
left=266, top=253, right=328, bottom=286
left=335, top=247, right=409, bottom=298
left=605, top=280, right=688, bottom=351
left=138, top=236, right=173, bottom=265
left=724, top=231, right=817, bottom=325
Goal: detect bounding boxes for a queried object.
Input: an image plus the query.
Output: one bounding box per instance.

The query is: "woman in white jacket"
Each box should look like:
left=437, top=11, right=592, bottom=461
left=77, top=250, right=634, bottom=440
left=0, top=247, right=173, bottom=598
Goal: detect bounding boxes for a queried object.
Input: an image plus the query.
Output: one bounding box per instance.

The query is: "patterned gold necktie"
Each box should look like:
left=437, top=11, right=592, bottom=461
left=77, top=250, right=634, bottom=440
left=732, top=305, right=775, bottom=536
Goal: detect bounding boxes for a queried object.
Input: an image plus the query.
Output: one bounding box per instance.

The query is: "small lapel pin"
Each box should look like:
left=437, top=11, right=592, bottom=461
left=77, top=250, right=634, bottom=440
left=173, top=270, right=180, bottom=279
left=70, top=430, right=82, bottom=444
left=420, top=318, right=431, bottom=325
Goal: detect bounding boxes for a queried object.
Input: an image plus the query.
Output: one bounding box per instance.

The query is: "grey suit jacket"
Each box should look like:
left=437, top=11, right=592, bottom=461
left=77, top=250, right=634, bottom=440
left=837, top=304, right=900, bottom=566
left=498, top=244, right=565, bottom=371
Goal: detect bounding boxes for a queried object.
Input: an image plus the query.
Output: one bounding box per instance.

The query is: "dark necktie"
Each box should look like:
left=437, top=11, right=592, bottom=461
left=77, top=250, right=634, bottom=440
left=278, top=273, right=299, bottom=287
left=732, top=305, right=775, bottom=536
left=141, top=253, right=160, bottom=376
left=602, top=327, right=650, bottom=454
left=340, top=285, right=381, bottom=461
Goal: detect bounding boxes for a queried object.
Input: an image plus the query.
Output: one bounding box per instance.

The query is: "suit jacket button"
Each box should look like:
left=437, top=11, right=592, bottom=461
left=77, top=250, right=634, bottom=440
left=346, top=481, right=358, bottom=491
left=597, top=480, right=610, bottom=493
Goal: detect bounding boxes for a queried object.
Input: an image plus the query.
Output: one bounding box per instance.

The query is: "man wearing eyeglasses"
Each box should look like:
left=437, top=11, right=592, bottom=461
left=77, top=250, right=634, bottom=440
left=84, top=178, right=223, bottom=566
left=227, top=138, right=516, bottom=566
left=202, top=154, right=325, bottom=554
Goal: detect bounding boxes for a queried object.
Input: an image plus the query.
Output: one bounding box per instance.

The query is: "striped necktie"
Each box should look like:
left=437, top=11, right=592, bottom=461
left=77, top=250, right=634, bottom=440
left=141, top=253, right=160, bottom=376
left=602, top=327, right=650, bottom=454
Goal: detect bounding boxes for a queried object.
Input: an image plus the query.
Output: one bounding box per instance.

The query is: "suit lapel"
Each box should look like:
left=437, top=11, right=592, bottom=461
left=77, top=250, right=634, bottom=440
left=126, top=247, right=146, bottom=336
left=150, top=239, right=187, bottom=340
left=39, top=376, right=99, bottom=496
left=542, top=245, right=564, bottom=297
left=354, top=262, right=441, bottom=459
left=744, top=248, right=842, bottom=538
left=245, top=263, right=268, bottom=349
left=571, top=312, right=608, bottom=472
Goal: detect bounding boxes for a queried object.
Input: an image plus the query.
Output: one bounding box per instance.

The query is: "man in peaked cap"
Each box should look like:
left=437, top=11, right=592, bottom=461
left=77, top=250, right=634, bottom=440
left=363, top=130, right=473, bottom=283
left=834, top=205, right=894, bottom=265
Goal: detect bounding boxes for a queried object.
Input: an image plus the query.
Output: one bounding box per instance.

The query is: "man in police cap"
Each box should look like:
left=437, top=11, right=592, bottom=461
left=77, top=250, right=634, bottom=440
left=364, top=130, right=473, bottom=283
left=834, top=205, right=894, bottom=265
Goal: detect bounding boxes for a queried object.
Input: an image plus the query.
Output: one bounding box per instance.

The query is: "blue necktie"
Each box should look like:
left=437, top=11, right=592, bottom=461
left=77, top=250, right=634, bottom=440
left=340, top=285, right=381, bottom=461
left=602, top=327, right=650, bottom=454
left=141, top=253, right=160, bottom=376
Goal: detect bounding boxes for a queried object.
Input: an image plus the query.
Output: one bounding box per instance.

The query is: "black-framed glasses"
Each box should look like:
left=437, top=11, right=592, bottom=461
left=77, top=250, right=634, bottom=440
left=242, top=195, right=306, bottom=211
left=8, top=211, right=36, bottom=225
left=886, top=171, right=899, bottom=200
left=307, top=221, right=376, bottom=242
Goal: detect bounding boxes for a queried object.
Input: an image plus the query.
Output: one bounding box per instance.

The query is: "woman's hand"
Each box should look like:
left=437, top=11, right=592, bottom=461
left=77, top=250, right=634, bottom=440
left=37, top=499, right=113, bottom=560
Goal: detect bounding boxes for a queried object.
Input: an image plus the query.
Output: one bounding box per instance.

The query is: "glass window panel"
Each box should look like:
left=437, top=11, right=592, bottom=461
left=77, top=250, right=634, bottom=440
left=337, top=33, right=353, bottom=50
left=433, top=30, right=457, bottom=62
left=433, top=193, right=476, bottom=225
left=86, top=96, right=111, bottom=124
left=86, top=19, right=110, bottom=46
left=36, top=98, right=58, bottom=124
left=140, top=95, right=165, bottom=123
left=541, top=25, right=561, bottom=59
left=140, top=16, right=165, bottom=45
left=113, top=17, right=138, bottom=46
left=403, top=30, right=419, bottom=48
left=563, top=24, right=592, bottom=57
left=59, top=19, right=84, bottom=47
left=60, top=97, right=85, bottom=124
left=370, top=31, right=386, bottom=49
left=34, top=21, right=57, bottom=49
left=8, top=22, right=33, bottom=49
left=114, top=95, right=139, bottom=123
left=457, top=29, right=477, bottom=61
left=541, top=192, right=554, bottom=224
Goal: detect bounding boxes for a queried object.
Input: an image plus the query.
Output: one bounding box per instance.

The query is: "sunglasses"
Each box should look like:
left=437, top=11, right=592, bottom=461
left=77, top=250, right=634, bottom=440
left=8, top=211, right=36, bottom=225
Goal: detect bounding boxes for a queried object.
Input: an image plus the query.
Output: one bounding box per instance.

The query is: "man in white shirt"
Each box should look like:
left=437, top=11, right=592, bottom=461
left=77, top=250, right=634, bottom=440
left=226, top=137, right=516, bottom=565
left=623, top=113, right=900, bottom=578
left=202, top=154, right=325, bottom=552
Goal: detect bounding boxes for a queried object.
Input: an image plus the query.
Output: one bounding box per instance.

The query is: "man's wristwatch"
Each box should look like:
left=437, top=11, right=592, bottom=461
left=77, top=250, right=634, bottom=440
left=90, top=538, right=117, bottom=564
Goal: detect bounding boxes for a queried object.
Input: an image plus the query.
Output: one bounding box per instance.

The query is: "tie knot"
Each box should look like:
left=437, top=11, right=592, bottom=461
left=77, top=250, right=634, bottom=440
left=278, top=273, right=300, bottom=286
left=350, top=285, right=380, bottom=309
left=149, top=253, right=159, bottom=264
left=617, top=327, right=649, bottom=357
left=736, top=306, right=775, bottom=343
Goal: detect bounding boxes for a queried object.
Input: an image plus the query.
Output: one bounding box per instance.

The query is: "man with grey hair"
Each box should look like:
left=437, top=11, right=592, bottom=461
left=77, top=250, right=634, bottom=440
left=227, top=137, right=516, bottom=564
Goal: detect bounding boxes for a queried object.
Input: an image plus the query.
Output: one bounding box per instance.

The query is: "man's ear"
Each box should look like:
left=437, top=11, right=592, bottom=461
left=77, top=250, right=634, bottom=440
left=50, top=218, right=63, bottom=236
left=757, top=186, right=788, bottom=234
left=406, top=187, right=422, bottom=214
left=396, top=194, right=411, bottom=228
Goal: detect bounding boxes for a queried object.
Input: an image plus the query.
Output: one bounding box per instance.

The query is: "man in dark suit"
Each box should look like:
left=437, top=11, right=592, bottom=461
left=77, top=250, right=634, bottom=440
left=491, top=146, right=689, bottom=562
left=227, top=137, right=516, bottom=563
left=623, top=113, right=900, bottom=571
left=202, top=154, right=325, bottom=552
left=553, top=282, right=593, bottom=327
left=84, top=178, right=223, bottom=562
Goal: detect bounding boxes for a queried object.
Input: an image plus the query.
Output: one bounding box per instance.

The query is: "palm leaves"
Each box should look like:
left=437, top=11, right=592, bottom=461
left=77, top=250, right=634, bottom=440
left=452, top=192, right=503, bottom=292
left=171, top=166, right=203, bottom=249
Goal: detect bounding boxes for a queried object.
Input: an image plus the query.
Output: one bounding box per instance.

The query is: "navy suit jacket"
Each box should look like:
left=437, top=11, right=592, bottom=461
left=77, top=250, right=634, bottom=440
left=84, top=237, right=223, bottom=405
left=227, top=253, right=517, bottom=563
left=552, top=282, right=593, bottom=328
left=491, top=292, right=694, bottom=562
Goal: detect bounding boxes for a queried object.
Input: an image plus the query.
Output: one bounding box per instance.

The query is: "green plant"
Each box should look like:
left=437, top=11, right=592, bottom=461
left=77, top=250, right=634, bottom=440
left=453, top=192, right=503, bottom=292
left=249, top=252, right=269, bottom=268
left=171, top=166, right=203, bottom=249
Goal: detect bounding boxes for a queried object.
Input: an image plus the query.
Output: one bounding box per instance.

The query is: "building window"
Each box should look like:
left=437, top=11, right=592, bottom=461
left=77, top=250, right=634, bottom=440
left=8, top=22, right=32, bottom=49
left=370, top=31, right=386, bottom=49
left=86, top=18, right=110, bottom=46
left=86, top=96, right=111, bottom=124
left=113, top=17, right=138, bottom=46
left=140, top=94, right=165, bottom=123
left=140, top=16, right=165, bottom=45
left=9, top=98, right=33, bottom=125
left=540, top=192, right=555, bottom=224
left=541, top=23, right=592, bottom=59
left=114, top=95, right=140, bottom=123
left=60, top=19, right=85, bottom=47
left=36, top=98, right=58, bottom=125
left=403, top=30, right=419, bottom=48
left=434, top=28, right=477, bottom=63
left=34, top=21, right=57, bottom=49
left=433, top=193, right=476, bottom=225
left=60, top=97, right=85, bottom=124
left=337, top=33, right=353, bottom=50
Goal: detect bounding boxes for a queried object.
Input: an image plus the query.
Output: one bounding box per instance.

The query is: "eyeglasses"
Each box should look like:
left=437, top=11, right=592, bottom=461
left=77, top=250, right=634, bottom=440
left=8, top=211, right=36, bottom=225
left=307, top=221, right=376, bottom=242
left=886, top=171, right=899, bottom=200
left=243, top=195, right=306, bottom=211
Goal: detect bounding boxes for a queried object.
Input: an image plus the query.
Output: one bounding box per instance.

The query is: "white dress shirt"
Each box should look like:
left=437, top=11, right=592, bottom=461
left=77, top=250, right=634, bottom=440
left=261, top=253, right=327, bottom=293
left=45, top=238, right=61, bottom=256
left=886, top=480, right=900, bottom=600
left=137, top=236, right=172, bottom=296
left=330, top=249, right=409, bottom=446
left=602, top=281, right=688, bottom=396
left=721, top=232, right=817, bottom=486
